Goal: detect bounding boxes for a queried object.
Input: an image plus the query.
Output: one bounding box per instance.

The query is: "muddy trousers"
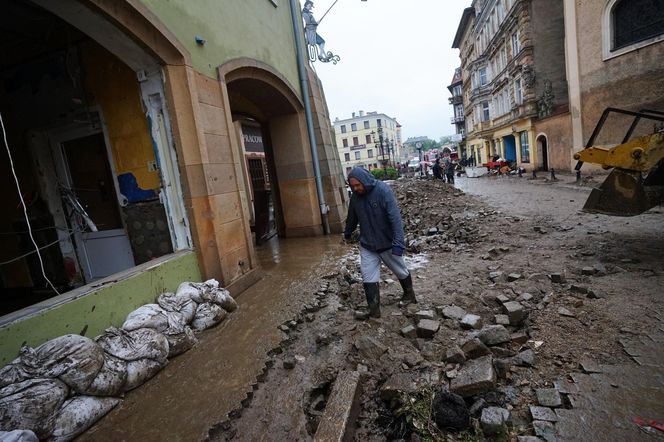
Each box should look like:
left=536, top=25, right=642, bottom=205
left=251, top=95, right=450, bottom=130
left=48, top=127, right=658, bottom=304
left=359, top=246, right=410, bottom=283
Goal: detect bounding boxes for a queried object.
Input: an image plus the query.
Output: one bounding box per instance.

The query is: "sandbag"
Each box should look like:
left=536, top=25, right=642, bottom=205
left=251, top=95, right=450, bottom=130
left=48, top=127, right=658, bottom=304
left=95, top=327, right=169, bottom=364
left=177, top=280, right=237, bottom=312
left=0, top=359, right=29, bottom=389
left=209, top=288, right=238, bottom=313
left=18, top=335, right=104, bottom=393
left=79, top=354, right=127, bottom=397
left=164, top=327, right=198, bottom=357
left=157, top=292, right=197, bottom=323
left=50, top=396, right=120, bottom=442
left=190, top=303, right=227, bottom=331
left=0, top=378, right=69, bottom=439
left=0, top=430, right=38, bottom=442
left=121, top=304, right=168, bottom=332
left=123, top=358, right=165, bottom=392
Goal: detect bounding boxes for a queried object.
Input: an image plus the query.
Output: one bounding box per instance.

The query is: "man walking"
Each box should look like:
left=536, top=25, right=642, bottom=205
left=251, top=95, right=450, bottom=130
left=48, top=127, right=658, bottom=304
left=344, top=167, right=417, bottom=318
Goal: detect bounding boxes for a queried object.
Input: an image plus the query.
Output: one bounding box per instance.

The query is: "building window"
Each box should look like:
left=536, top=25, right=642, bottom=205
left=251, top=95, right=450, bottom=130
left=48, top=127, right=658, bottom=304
left=368, top=149, right=374, bottom=158
left=344, top=153, right=350, bottom=162
left=612, top=0, right=664, bottom=50
left=365, top=134, right=372, bottom=144
left=364, top=120, right=370, bottom=129
left=354, top=151, right=361, bottom=160
left=346, top=166, right=352, bottom=175
left=351, top=122, right=357, bottom=131
left=342, top=138, right=348, bottom=148
left=482, top=101, right=490, bottom=121
left=511, top=31, right=520, bottom=56
left=377, top=119, right=382, bottom=127
left=520, top=131, right=530, bottom=163
left=479, top=67, right=488, bottom=86
left=514, top=78, right=523, bottom=105
left=353, top=136, right=359, bottom=146
left=341, top=125, right=346, bottom=133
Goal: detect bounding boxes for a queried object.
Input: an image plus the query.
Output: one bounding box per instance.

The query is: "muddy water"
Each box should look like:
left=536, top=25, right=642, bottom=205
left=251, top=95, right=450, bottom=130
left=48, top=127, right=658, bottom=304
left=79, top=236, right=344, bottom=442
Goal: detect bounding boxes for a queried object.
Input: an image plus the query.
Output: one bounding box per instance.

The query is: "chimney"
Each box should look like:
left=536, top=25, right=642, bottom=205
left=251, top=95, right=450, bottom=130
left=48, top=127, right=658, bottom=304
left=352, top=112, right=356, bottom=118
left=359, top=110, right=365, bottom=117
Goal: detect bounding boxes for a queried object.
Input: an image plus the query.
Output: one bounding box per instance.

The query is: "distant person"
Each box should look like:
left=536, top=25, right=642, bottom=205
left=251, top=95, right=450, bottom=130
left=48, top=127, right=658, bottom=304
left=343, top=167, right=417, bottom=318
left=468, top=155, right=476, bottom=167
left=446, top=160, right=456, bottom=184
left=432, top=159, right=443, bottom=180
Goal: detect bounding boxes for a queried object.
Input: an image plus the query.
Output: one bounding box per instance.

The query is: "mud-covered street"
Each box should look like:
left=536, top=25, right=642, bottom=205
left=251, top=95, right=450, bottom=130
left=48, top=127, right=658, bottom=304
left=212, top=174, right=664, bottom=441
left=72, top=174, right=664, bottom=442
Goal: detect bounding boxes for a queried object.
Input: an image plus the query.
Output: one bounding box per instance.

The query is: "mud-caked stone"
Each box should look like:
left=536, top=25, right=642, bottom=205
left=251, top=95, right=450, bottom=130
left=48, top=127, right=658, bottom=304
left=401, top=324, right=418, bottom=339
left=503, top=301, right=527, bottom=325
left=494, top=359, right=512, bottom=379
left=417, top=319, right=440, bottom=338
left=489, top=271, right=503, bottom=281
left=441, top=305, right=466, bottom=320
left=518, top=292, right=534, bottom=302
left=494, top=314, right=510, bottom=326
left=507, top=273, right=522, bottom=282
left=491, top=346, right=516, bottom=358
left=415, top=310, right=435, bottom=321
left=536, top=388, right=562, bottom=408
left=379, top=373, right=417, bottom=401
left=460, top=314, right=483, bottom=330
left=529, top=406, right=558, bottom=422
left=558, top=307, right=575, bottom=318
left=550, top=272, right=565, bottom=283
left=354, top=336, right=387, bottom=360
left=512, top=349, right=536, bottom=367
left=475, top=325, right=511, bottom=346
left=445, top=345, right=466, bottom=363
left=511, top=332, right=529, bottom=345
left=283, top=357, right=296, bottom=369
left=461, top=338, right=491, bottom=359
left=420, top=342, right=444, bottom=361
left=570, top=284, right=588, bottom=294
left=468, top=398, right=487, bottom=416
left=481, top=406, right=510, bottom=435
left=450, top=355, right=496, bottom=397
left=432, top=391, right=470, bottom=431
left=496, top=294, right=511, bottom=304
left=581, top=266, right=596, bottom=276
left=533, top=420, right=557, bottom=442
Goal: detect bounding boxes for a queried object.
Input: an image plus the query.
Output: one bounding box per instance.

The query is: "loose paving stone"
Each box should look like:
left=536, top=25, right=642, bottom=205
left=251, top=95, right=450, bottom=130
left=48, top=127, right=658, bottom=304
left=380, top=373, right=417, bottom=401
left=476, top=325, right=511, bottom=345
left=507, top=273, right=522, bottom=282
left=415, top=309, right=435, bottom=320
left=491, top=346, right=516, bottom=358
left=496, top=294, right=511, bottom=304
left=503, top=301, right=527, bottom=325
left=511, top=332, right=529, bottom=345
left=536, top=388, right=562, bottom=408
left=468, top=398, right=487, bottom=416
left=480, top=406, right=510, bottom=435
left=450, top=355, right=496, bottom=397
left=462, top=338, right=491, bottom=359
left=550, top=272, right=565, bottom=283
left=283, top=357, right=296, bottom=369
left=314, top=371, right=362, bottom=442
left=570, top=284, right=588, bottom=294
left=495, top=314, right=510, bottom=325
left=513, top=349, right=536, bottom=367
left=441, top=305, right=466, bottom=320
left=354, top=336, right=388, bottom=360
left=489, top=271, right=503, bottom=281
left=494, top=359, right=511, bottom=379
left=581, top=266, right=596, bottom=275
left=446, top=345, right=466, bottom=363
left=586, top=289, right=603, bottom=299
left=558, top=307, right=575, bottom=318
left=279, top=324, right=290, bottom=332
left=384, top=278, right=395, bottom=285
left=532, top=420, right=557, bottom=442
left=579, top=357, right=602, bottom=373
left=401, top=324, right=418, bottom=339
left=529, top=406, right=559, bottom=422
left=417, top=319, right=441, bottom=338
left=460, top=314, right=483, bottom=330
left=518, top=292, right=534, bottom=302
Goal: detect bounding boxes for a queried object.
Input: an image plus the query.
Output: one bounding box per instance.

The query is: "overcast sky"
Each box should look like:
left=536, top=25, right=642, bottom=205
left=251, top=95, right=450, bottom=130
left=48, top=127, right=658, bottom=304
left=305, top=0, right=470, bottom=142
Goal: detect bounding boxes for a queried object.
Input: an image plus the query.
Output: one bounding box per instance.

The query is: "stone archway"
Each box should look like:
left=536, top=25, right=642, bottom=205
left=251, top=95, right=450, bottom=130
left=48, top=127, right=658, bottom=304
left=537, top=134, right=549, bottom=171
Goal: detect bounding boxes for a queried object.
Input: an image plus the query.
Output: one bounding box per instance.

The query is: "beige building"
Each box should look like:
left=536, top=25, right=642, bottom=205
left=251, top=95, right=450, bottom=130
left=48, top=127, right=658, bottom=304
left=334, top=111, right=402, bottom=175
left=453, top=0, right=569, bottom=171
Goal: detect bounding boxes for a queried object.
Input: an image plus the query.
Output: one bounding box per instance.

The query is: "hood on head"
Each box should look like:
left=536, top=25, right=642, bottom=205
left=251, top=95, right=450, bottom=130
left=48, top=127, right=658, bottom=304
left=348, top=167, right=376, bottom=192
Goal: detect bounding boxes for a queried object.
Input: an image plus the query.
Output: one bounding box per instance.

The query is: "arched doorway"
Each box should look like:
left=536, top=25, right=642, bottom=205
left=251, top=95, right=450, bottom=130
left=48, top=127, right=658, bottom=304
left=537, top=135, right=549, bottom=171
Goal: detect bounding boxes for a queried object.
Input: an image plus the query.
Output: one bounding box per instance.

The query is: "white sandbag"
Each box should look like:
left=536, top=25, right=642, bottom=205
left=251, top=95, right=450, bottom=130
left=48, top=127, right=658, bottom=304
left=121, top=304, right=168, bottom=332
left=123, top=358, right=165, bottom=392
left=157, top=292, right=197, bottom=323
left=79, top=354, right=127, bottom=397
left=176, top=279, right=220, bottom=304
left=164, top=326, right=198, bottom=357
left=0, top=430, right=38, bottom=442
left=190, top=303, right=227, bottom=331
left=0, top=359, right=29, bottom=389
left=95, top=327, right=169, bottom=364
left=209, top=288, right=238, bottom=313
left=50, top=396, right=120, bottom=442
left=0, top=378, right=69, bottom=439
left=18, top=335, right=104, bottom=393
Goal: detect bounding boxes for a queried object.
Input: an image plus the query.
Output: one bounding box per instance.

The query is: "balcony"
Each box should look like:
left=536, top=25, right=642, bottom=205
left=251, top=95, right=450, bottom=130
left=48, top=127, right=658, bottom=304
left=350, top=144, right=366, bottom=150
left=448, top=95, right=463, bottom=105
left=451, top=115, right=465, bottom=124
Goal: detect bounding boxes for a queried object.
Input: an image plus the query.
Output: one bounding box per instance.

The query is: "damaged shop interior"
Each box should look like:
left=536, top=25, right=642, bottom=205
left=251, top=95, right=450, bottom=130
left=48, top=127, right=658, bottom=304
left=0, top=0, right=190, bottom=316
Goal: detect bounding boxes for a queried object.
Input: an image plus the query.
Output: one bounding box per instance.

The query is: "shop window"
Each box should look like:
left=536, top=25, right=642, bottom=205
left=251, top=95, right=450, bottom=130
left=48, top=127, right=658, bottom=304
left=520, top=131, right=530, bottom=163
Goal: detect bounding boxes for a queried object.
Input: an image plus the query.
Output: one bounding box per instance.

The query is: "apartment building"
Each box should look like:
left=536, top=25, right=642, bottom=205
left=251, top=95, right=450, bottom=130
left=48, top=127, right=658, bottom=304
left=453, top=0, right=569, bottom=171
left=334, top=111, right=402, bottom=175
left=447, top=67, right=467, bottom=158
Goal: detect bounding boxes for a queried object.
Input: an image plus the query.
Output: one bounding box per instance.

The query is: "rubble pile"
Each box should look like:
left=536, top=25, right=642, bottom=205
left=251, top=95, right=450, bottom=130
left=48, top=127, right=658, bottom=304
left=0, top=280, right=238, bottom=441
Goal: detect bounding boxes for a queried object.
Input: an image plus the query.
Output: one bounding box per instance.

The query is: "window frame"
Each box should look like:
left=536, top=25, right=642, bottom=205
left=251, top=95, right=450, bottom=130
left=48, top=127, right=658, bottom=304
left=340, top=125, right=346, bottom=134
left=520, top=131, right=530, bottom=163
left=602, top=0, right=664, bottom=60
left=363, top=120, right=370, bottom=129
left=344, top=153, right=350, bottom=162
left=354, top=151, right=361, bottom=160
left=342, top=138, right=348, bottom=148
left=351, top=122, right=357, bottom=131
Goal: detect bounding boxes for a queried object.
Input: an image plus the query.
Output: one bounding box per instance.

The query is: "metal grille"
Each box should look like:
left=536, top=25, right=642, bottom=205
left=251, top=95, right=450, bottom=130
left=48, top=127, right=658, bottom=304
left=614, top=0, right=664, bottom=50
left=248, top=158, right=266, bottom=190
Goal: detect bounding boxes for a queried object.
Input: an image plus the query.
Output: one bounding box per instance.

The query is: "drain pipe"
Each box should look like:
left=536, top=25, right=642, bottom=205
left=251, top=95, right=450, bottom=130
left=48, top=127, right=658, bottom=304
left=289, top=0, right=330, bottom=235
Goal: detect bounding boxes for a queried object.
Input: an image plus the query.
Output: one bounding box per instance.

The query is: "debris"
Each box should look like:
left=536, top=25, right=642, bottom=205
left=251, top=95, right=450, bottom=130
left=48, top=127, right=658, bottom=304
left=507, top=273, right=522, bottom=282
left=494, top=314, right=510, bottom=326
left=503, top=301, right=527, bottom=325
left=461, top=338, right=491, bottom=359
left=400, top=325, right=418, bottom=339
left=450, top=355, right=496, bottom=397
left=475, top=325, right=511, bottom=345
left=379, top=373, right=416, bottom=401
left=441, top=305, right=467, bottom=320
left=532, top=420, right=557, bottom=442
left=460, top=314, right=483, bottom=330
left=445, top=345, right=466, bottom=364
left=416, top=319, right=441, bottom=338
left=480, top=406, right=510, bottom=435
left=415, top=310, right=435, bottom=321
left=431, top=391, right=470, bottom=431
left=354, top=336, right=387, bottom=360
left=550, top=273, right=565, bottom=283
left=536, top=388, right=562, bottom=408
left=558, top=307, right=575, bottom=318
left=529, top=406, right=559, bottom=422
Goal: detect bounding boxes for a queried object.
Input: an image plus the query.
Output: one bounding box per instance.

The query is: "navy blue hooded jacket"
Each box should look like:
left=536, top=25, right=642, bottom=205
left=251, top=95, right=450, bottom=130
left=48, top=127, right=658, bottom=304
left=344, top=167, right=405, bottom=254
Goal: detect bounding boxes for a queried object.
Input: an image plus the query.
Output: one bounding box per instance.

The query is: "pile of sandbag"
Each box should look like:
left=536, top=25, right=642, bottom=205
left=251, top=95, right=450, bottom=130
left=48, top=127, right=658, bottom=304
left=0, top=279, right=237, bottom=441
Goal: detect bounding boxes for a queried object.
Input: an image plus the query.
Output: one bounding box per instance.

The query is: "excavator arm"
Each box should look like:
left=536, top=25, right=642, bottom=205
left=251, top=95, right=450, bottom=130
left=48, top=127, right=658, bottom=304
left=574, top=108, right=664, bottom=216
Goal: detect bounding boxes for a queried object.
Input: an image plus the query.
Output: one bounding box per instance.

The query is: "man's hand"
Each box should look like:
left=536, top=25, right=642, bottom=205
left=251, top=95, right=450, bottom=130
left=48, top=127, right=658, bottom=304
left=391, top=246, right=404, bottom=256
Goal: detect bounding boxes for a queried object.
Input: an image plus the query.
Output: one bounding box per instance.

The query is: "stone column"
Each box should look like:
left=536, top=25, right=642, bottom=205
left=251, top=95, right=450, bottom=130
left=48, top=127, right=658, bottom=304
left=515, top=131, right=523, bottom=165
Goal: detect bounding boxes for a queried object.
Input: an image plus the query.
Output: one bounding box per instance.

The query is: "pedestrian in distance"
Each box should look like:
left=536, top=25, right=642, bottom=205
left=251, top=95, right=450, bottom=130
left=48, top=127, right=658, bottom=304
left=446, top=160, right=456, bottom=184
left=432, top=158, right=444, bottom=180
left=343, top=167, right=417, bottom=319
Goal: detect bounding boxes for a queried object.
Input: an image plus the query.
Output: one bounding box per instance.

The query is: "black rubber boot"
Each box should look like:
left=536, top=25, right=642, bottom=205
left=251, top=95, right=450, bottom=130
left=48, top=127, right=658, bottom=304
left=398, top=273, right=417, bottom=305
left=364, top=282, right=381, bottom=318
